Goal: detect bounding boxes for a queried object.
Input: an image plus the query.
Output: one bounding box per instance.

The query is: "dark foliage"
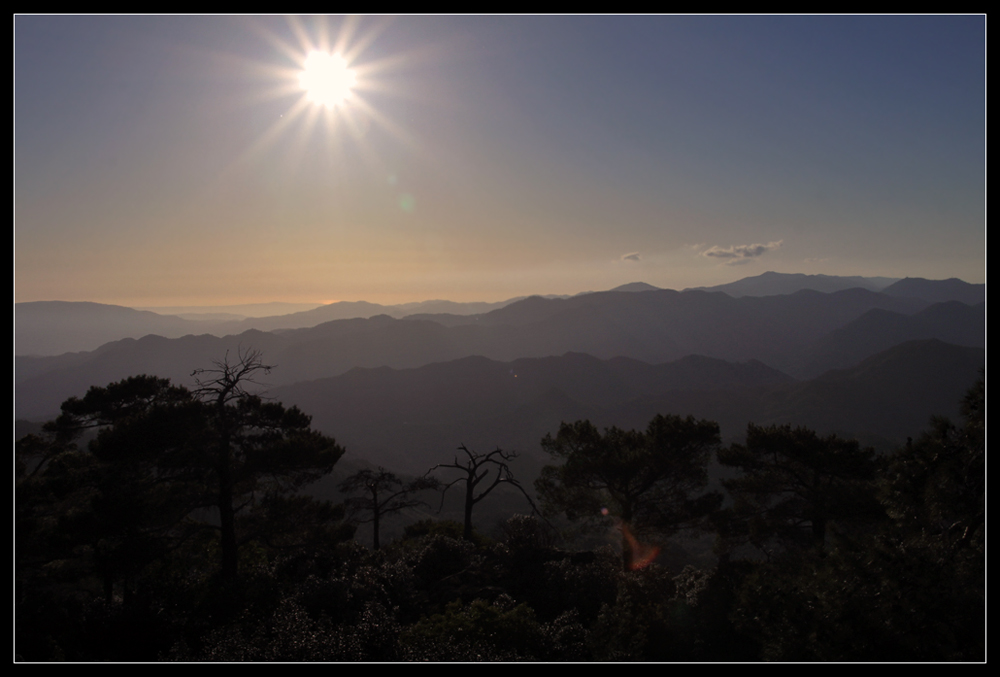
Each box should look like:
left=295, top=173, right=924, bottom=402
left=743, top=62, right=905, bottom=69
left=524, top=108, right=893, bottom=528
left=536, top=415, right=722, bottom=570
left=16, top=368, right=985, bottom=661
left=716, top=424, right=882, bottom=554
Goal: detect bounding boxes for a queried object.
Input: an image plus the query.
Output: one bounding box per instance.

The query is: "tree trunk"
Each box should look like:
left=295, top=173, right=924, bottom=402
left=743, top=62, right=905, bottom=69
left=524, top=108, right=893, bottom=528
left=372, top=485, right=381, bottom=550
left=217, top=421, right=238, bottom=582
left=621, top=506, right=634, bottom=571
left=621, top=531, right=633, bottom=571
left=463, top=477, right=475, bottom=541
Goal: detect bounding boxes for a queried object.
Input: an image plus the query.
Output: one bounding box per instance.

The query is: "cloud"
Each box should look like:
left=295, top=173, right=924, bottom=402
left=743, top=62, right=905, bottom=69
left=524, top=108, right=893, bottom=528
left=620, top=252, right=641, bottom=262
left=701, top=240, right=783, bottom=264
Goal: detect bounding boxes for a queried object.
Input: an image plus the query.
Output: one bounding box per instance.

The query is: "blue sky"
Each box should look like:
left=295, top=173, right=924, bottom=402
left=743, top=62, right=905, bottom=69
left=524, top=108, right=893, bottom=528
left=15, top=15, right=985, bottom=306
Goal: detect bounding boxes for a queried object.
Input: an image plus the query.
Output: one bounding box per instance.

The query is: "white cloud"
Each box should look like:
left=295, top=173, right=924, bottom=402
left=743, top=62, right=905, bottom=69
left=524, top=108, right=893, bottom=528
left=701, top=240, right=783, bottom=264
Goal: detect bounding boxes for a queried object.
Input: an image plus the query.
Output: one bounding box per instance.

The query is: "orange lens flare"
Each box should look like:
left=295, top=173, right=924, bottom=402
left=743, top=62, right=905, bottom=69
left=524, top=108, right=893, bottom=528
left=622, top=522, right=660, bottom=570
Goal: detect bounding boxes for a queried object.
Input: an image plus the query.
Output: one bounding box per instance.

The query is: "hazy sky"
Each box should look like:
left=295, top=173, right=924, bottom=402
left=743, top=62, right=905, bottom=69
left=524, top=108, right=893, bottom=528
left=15, top=15, right=985, bottom=306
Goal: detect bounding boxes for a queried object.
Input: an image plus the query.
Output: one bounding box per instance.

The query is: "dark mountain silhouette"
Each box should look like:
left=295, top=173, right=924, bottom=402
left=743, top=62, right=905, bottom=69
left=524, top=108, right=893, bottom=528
left=758, top=339, right=984, bottom=442
left=446, top=287, right=929, bottom=371
left=795, top=301, right=985, bottom=376
left=688, top=271, right=898, bottom=297
left=271, top=352, right=793, bottom=474
left=18, top=273, right=975, bottom=357
left=547, top=340, right=982, bottom=450
left=16, top=287, right=957, bottom=420
left=266, top=341, right=981, bottom=474
left=881, top=277, right=985, bottom=305
left=607, top=282, right=662, bottom=292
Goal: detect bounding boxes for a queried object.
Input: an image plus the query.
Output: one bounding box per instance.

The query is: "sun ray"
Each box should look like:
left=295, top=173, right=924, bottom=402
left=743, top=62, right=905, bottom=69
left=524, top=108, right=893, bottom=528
left=348, top=95, right=420, bottom=152
left=339, top=16, right=393, bottom=65
left=332, top=14, right=364, bottom=59
left=218, top=96, right=314, bottom=180
left=285, top=15, right=319, bottom=56
left=190, top=16, right=447, bottom=204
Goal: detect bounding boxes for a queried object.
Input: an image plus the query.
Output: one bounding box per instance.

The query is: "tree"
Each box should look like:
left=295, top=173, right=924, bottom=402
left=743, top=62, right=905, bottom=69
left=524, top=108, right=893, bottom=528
left=536, top=415, right=722, bottom=571
left=722, top=384, right=984, bottom=660
left=715, top=424, right=880, bottom=554
left=17, top=375, right=206, bottom=602
left=190, top=348, right=345, bottom=581
left=882, top=374, right=984, bottom=556
left=339, top=467, right=439, bottom=550
left=426, top=445, right=538, bottom=541
left=21, top=349, right=345, bottom=587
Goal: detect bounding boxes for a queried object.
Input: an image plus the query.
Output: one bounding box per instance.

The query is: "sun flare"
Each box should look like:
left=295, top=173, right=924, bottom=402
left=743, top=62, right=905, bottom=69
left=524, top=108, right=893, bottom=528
left=214, top=17, right=422, bottom=186
left=298, top=51, right=356, bottom=108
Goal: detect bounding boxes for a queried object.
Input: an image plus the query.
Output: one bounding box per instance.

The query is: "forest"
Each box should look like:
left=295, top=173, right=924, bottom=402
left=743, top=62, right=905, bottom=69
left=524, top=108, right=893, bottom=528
left=15, top=350, right=984, bottom=661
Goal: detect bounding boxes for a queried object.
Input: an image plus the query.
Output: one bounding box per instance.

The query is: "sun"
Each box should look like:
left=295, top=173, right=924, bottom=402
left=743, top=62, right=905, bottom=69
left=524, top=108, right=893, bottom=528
left=298, top=50, right=356, bottom=108
left=217, top=17, right=423, bottom=182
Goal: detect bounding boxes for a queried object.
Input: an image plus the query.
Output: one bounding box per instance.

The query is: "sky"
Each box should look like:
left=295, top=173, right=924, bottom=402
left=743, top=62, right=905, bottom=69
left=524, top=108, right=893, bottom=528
left=15, top=15, right=986, bottom=307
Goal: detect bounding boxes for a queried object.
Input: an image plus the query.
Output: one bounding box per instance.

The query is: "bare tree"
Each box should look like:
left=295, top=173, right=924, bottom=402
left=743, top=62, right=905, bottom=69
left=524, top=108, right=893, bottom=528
left=339, top=467, right=439, bottom=550
left=191, top=347, right=274, bottom=408
left=191, top=347, right=343, bottom=581
left=427, top=445, right=538, bottom=541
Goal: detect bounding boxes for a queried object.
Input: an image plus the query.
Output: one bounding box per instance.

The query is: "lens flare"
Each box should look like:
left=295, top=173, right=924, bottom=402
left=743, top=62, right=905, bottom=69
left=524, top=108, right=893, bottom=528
left=622, top=522, right=660, bottom=571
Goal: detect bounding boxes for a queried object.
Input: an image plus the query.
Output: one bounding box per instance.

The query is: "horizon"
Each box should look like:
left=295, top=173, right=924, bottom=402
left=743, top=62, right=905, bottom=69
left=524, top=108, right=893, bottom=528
left=16, top=269, right=982, bottom=317
left=15, top=16, right=985, bottom=308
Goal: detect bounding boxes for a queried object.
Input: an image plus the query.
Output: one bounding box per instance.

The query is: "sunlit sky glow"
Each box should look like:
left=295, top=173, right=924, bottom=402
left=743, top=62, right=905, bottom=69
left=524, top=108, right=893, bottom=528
left=15, top=15, right=985, bottom=307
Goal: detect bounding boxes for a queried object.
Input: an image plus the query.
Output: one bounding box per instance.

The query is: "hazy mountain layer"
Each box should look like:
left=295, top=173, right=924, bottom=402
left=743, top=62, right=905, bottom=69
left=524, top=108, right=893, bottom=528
left=14, top=301, right=201, bottom=357
left=794, top=301, right=985, bottom=375
left=687, top=271, right=901, bottom=296
left=17, top=273, right=981, bottom=356
left=284, top=351, right=793, bottom=474
left=881, top=277, right=986, bottom=305
left=15, top=296, right=537, bottom=356
left=16, top=286, right=983, bottom=420
left=271, top=340, right=982, bottom=475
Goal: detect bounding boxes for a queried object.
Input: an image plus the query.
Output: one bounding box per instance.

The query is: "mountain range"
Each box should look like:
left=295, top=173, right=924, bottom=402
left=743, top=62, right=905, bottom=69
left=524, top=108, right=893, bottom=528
left=15, top=272, right=984, bottom=476
left=22, top=271, right=977, bottom=357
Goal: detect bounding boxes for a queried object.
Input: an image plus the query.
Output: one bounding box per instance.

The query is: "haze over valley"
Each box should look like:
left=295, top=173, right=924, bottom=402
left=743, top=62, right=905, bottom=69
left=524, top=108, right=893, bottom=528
left=16, top=271, right=984, bottom=474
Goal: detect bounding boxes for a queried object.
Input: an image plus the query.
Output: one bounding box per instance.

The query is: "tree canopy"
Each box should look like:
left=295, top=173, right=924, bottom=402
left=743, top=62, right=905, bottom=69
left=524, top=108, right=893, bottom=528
left=715, top=424, right=880, bottom=554
left=19, top=351, right=346, bottom=589
left=189, top=349, right=345, bottom=580
left=536, top=414, right=722, bottom=570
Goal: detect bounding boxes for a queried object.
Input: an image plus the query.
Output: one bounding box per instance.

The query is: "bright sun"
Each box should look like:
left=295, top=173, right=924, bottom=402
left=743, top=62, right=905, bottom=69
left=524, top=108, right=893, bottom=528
left=228, top=18, right=418, bottom=174
left=298, top=51, right=356, bottom=108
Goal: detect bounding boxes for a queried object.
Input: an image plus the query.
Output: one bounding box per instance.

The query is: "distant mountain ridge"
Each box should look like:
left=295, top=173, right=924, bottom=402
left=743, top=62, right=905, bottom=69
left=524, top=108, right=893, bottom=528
left=607, top=282, right=662, bottom=293
left=881, top=277, right=985, bottom=305
left=794, top=301, right=985, bottom=375
left=14, top=301, right=200, bottom=357
left=268, top=340, right=982, bottom=474
left=15, top=296, right=535, bottom=356
left=688, top=271, right=900, bottom=297
left=16, top=283, right=984, bottom=420
left=16, top=272, right=980, bottom=356
left=16, top=267, right=985, bottom=483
